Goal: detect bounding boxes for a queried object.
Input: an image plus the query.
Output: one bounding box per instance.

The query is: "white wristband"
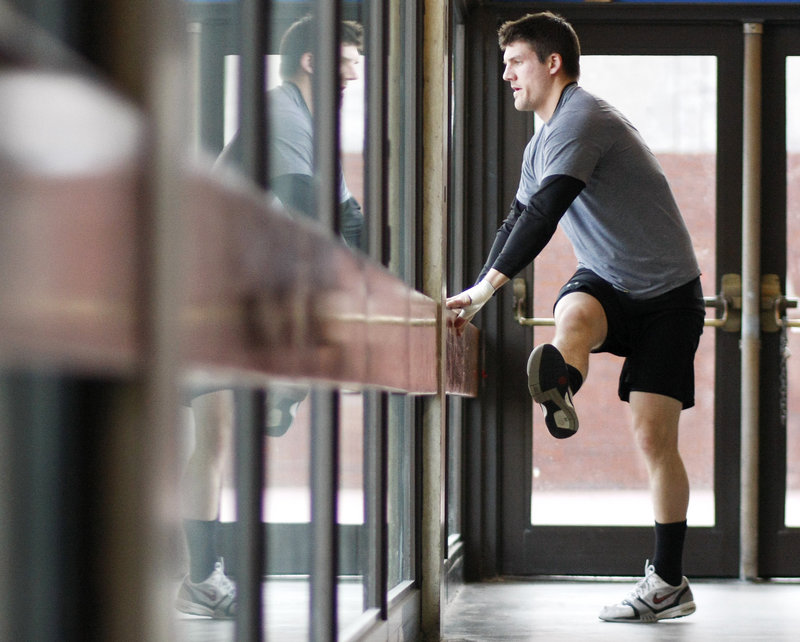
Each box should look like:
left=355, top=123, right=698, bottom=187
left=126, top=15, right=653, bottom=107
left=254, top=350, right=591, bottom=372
left=463, top=279, right=495, bottom=306
left=457, top=279, right=495, bottom=323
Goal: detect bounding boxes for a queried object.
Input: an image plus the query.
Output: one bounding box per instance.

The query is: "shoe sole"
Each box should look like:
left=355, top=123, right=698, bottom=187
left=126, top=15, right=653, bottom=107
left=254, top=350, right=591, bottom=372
left=527, top=344, right=578, bottom=439
left=599, top=600, right=696, bottom=623
left=175, top=598, right=216, bottom=617
left=657, top=600, right=696, bottom=621
left=176, top=598, right=237, bottom=620
left=599, top=601, right=697, bottom=624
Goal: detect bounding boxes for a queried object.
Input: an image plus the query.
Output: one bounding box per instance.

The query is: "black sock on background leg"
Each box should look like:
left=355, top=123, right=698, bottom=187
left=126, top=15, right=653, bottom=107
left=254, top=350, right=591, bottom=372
left=183, top=519, right=219, bottom=583
left=652, top=520, right=687, bottom=586
left=566, top=364, right=583, bottom=394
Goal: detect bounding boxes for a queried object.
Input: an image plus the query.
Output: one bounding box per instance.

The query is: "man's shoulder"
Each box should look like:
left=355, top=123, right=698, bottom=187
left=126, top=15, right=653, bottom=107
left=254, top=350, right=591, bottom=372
left=269, top=84, right=308, bottom=118
left=558, top=86, right=603, bottom=120
left=549, top=86, right=623, bottom=143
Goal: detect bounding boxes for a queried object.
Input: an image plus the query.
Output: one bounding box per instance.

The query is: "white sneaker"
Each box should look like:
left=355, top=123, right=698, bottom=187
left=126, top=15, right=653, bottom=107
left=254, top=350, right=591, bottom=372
left=527, top=344, right=579, bottom=439
left=175, top=558, right=237, bottom=619
left=599, top=562, right=696, bottom=623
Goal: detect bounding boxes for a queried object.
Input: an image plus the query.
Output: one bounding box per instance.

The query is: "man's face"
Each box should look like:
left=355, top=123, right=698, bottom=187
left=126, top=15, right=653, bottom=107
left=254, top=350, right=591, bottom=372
left=340, top=44, right=360, bottom=93
left=502, top=40, right=551, bottom=113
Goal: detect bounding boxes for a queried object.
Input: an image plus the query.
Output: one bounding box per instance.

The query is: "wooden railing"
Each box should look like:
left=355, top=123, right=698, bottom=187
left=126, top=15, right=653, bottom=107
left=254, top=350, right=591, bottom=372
left=0, top=69, right=479, bottom=398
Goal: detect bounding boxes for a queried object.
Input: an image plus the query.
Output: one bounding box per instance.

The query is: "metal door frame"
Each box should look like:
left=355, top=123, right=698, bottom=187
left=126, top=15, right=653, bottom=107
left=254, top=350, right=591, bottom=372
left=759, top=22, right=800, bottom=578
left=460, top=3, right=800, bottom=579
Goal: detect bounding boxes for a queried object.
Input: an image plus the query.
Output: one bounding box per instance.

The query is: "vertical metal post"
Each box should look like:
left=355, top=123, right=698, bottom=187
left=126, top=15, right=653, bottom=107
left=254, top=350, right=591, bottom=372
left=126, top=1, right=189, bottom=639
left=420, top=0, right=450, bottom=638
left=310, top=2, right=343, bottom=638
left=235, top=389, right=266, bottom=642
left=187, top=21, right=202, bottom=157
left=239, top=0, right=269, bottom=187
left=741, top=22, right=763, bottom=581
left=235, top=2, right=270, bottom=638
left=364, top=3, right=390, bottom=616
left=0, top=374, right=65, bottom=641
left=363, top=390, right=388, bottom=617
left=365, top=0, right=390, bottom=264
left=311, top=389, right=340, bottom=641
left=314, top=0, right=343, bottom=237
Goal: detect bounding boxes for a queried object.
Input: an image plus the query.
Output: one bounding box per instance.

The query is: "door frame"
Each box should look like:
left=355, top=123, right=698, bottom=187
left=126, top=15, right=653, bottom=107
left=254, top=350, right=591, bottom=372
left=760, top=22, right=800, bottom=578
left=462, top=3, right=800, bottom=580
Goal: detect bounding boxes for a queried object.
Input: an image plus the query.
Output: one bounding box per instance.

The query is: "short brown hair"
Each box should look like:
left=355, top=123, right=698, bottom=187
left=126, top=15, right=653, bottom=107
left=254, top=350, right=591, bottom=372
left=279, top=15, right=364, bottom=80
left=498, top=12, right=580, bottom=80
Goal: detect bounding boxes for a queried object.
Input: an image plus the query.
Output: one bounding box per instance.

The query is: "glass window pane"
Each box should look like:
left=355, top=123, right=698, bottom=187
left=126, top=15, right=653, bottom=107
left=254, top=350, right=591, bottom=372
left=447, top=397, right=463, bottom=545
left=176, top=386, right=236, bottom=642
left=338, top=391, right=366, bottom=632
left=786, top=56, right=800, bottom=527
left=531, top=56, right=717, bottom=527
left=387, top=0, right=418, bottom=285
left=388, top=395, right=414, bottom=587
left=265, top=381, right=311, bottom=639
left=384, top=0, right=417, bottom=591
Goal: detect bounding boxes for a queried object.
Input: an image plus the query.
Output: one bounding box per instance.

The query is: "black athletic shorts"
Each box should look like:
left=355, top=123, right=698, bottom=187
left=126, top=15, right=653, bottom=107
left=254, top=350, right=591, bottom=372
left=555, top=268, right=705, bottom=409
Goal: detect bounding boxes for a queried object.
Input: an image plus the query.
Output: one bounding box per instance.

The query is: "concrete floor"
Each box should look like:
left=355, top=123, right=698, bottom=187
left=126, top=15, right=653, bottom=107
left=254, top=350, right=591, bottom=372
left=442, top=577, right=800, bottom=641
left=173, top=576, right=800, bottom=640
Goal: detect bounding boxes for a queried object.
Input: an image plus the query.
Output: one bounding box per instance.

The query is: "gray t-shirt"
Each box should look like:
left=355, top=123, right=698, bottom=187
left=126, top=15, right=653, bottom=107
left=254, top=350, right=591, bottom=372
left=269, top=82, right=351, bottom=204
left=515, top=84, right=700, bottom=298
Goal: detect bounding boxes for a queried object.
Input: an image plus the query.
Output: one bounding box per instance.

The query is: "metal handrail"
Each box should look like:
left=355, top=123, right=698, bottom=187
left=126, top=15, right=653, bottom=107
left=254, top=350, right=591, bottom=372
left=774, top=296, right=800, bottom=328
left=703, top=294, right=730, bottom=328
left=514, top=293, right=730, bottom=328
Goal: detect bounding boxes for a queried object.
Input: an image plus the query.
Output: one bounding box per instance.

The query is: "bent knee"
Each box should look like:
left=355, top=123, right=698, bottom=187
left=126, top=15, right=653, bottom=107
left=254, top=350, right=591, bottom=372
left=554, top=293, right=607, bottom=349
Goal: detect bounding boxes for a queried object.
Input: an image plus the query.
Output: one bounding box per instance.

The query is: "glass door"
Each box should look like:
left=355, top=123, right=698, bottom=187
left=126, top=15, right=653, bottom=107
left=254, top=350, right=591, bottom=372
left=758, top=25, right=800, bottom=578
left=531, top=54, right=718, bottom=530
left=505, top=20, right=744, bottom=578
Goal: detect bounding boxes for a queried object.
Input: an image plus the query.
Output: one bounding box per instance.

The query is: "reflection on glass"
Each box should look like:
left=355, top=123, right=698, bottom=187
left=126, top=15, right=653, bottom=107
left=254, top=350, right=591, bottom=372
left=175, top=386, right=236, bottom=641
left=386, top=0, right=417, bottom=284
left=447, top=397, right=462, bottom=545
left=267, top=15, right=365, bottom=249
left=264, top=383, right=312, bottom=523
left=531, top=56, right=717, bottom=526
left=785, top=57, right=800, bottom=527
left=264, top=381, right=311, bottom=639
left=338, top=391, right=366, bottom=632
left=337, top=10, right=368, bottom=626
left=388, top=395, right=413, bottom=588
left=217, top=20, right=366, bottom=251
left=174, top=380, right=313, bottom=640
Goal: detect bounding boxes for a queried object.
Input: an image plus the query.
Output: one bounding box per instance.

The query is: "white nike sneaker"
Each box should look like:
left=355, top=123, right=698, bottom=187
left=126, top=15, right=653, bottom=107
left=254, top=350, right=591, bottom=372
left=527, top=343, right=578, bottom=439
left=599, top=562, right=696, bottom=623
left=175, top=558, right=237, bottom=619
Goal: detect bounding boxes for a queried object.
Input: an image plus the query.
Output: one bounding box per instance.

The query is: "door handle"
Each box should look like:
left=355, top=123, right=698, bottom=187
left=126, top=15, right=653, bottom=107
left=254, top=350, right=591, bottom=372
left=762, top=274, right=800, bottom=331
left=512, top=273, right=742, bottom=332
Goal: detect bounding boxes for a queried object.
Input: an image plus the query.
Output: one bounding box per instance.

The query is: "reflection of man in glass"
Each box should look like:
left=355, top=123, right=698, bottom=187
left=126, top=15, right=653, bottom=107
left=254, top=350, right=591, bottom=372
left=175, top=16, right=365, bottom=620
left=220, top=15, right=365, bottom=248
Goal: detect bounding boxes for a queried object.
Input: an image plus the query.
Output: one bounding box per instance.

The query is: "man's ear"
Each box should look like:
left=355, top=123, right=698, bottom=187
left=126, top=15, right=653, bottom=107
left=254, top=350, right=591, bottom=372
left=300, top=52, right=313, bottom=74
left=548, top=53, right=563, bottom=76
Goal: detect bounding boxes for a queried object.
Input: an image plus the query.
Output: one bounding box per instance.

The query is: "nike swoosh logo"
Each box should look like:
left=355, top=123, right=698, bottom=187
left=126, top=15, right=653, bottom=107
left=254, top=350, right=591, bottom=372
left=652, top=590, right=679, bottom=605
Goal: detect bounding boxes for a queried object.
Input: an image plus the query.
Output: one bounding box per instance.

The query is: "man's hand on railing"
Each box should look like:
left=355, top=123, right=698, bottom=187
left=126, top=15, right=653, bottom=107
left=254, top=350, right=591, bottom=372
left=446, top=279, right=495, bottom=336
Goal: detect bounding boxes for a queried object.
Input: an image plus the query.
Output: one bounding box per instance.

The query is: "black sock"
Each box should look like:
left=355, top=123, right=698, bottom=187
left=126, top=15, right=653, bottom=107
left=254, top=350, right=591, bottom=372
left=566, top=364, right=583, bottom=394
left=652, top=520, right=687, bottom=586
left=183, top=519, right=218, bottom=583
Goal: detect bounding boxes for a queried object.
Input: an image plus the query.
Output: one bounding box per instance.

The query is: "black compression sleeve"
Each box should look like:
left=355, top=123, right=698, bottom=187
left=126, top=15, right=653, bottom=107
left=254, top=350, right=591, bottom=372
left=476, top=199, right=518, bottom=282
left=477, top=174, right=585, bottom=281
